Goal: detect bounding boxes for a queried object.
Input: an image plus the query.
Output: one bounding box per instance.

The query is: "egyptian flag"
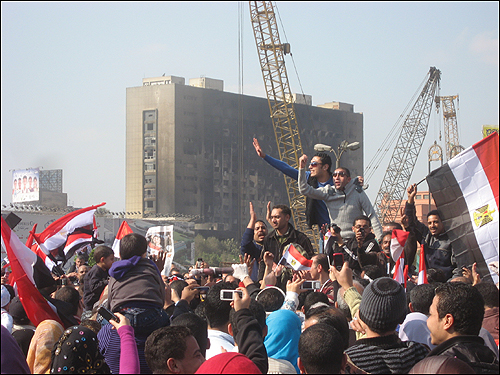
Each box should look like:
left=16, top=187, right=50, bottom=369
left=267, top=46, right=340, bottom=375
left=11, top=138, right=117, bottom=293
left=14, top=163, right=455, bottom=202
left=26, top=223, right=58, bottom=273
left=1, top=217, right=63, bottom=326
left=112, top=221, right=134, bottom=258
left=427, top=133, right=499, bottom=284
left=33, top=203, right=105, bottom=257
left=391, top=230, right=409, bottom=285
left=281, top=243, right=313, bottom=271
left=417, top=244, right=428, bottom=285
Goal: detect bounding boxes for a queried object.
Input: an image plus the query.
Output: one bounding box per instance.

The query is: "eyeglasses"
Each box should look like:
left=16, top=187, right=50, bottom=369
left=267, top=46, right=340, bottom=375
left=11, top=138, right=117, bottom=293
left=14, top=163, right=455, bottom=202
left=309, top=161, right=322, bottom=167
left=333, top=171, right=347, bottom=177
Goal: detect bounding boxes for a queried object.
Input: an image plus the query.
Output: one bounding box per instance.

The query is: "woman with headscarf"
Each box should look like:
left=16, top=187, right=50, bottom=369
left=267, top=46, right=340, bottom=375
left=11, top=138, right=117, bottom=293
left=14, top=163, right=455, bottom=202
left=27, top=319, right=64, bottom=374
left=50, top=312, right=139, bottom=374
left=264, top=309, right=302, bottom=373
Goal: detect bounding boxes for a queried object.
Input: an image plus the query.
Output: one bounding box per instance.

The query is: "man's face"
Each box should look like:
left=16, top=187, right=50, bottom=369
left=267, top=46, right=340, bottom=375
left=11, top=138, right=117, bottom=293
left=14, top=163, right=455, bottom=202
left=102, top=254, right=115, bottom=270
left=75, top=257, right=85, bottom=268
left=253, top=221, right=268, bottom=243
left=333, top=169, right=351, bottom=190
left=270, top=208, right=289, bottom=232
left=427, top=215, right=444, bottom=236
left=77, top=265, right=89, bottom=280
left=28, top=178, right=33, bottom=189
left=22, top=178, right=27, bottom=189
left=427, top=295, right=448, bottom=346
left=381, top=234, right=391, bottom=256
left=352, top=220, right=371, bottom=242
left=309, top=156, right=328, bottom=179
left=173, top=335, right=205, bottom=374
left=310, top=256, right=321, bottom=280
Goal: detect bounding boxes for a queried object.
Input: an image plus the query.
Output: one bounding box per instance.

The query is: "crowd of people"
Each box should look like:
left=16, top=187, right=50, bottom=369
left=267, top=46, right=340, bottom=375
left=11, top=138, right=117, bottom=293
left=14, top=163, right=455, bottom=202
left=1, top=142, right=499, bottom=374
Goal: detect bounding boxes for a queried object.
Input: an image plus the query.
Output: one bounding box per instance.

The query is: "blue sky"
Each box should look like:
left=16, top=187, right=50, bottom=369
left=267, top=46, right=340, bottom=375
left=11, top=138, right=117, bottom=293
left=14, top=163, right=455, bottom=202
left=1, top=1, right=498, bottom=214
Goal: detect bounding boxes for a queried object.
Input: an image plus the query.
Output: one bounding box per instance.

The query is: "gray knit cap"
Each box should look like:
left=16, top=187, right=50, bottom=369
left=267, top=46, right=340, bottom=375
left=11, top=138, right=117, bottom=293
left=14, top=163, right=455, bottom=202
left=358, top=277, right=406, bottom=332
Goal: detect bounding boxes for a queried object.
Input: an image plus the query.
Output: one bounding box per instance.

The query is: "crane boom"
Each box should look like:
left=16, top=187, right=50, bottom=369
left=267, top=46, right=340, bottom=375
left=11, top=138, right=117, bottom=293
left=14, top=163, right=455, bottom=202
left=435, top=95, right=464, bottom=160
left=374, top=67, right=441, bottom=223
left=249, top=1, right=318, bottom=249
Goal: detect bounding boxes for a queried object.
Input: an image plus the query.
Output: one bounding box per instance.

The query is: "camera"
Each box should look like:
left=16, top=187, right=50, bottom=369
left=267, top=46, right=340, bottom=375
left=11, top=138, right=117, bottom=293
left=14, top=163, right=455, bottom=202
left=97, top=306, right=119, bottom=323
left=219, top=289, right=243, bottom=301
left=330, top=223, right=341, bottom=234
left=300, top=281, right=321, bottom=290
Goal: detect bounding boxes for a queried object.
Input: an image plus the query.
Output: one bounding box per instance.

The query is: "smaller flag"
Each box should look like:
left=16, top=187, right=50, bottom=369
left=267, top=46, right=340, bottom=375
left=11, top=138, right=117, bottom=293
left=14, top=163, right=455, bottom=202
left=417, top=244, right=428, bottom=285
left=281, top=243, right=313, bottom=271
left=112, top=221, right=133, bottom=259
left=390, top=229, right=409, bottom=262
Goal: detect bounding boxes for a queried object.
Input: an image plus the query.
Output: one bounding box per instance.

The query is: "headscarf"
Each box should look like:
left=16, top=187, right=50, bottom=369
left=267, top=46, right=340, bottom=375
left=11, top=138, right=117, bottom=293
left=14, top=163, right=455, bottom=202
left=26, top=319, right=64, bottom=374
left=50, top=325, right=110, bottom=374
left=264, top=309, right=301, bottom=373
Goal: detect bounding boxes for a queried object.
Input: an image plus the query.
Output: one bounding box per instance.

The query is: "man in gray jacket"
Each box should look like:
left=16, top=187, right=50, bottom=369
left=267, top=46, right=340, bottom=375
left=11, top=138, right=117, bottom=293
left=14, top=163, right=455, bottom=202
left=298, top=154, right=383, bottom=241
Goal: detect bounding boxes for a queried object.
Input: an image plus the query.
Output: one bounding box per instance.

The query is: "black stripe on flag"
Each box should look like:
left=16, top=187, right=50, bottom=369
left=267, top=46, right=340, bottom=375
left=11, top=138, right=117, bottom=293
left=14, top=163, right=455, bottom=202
left=427, top=164, right=493, bottom=283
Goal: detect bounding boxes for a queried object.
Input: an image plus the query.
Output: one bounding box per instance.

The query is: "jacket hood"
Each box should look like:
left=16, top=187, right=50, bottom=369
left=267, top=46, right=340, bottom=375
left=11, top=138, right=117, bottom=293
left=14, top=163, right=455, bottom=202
left=108, top=255, right=142, bottom=280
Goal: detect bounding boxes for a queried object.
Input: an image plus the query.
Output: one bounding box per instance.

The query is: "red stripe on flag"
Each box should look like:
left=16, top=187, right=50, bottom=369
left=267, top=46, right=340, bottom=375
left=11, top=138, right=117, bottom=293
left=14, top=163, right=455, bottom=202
left=472, top=133, right=499, bottom=209
left=288, top=244, right=313, bottom=268
left=1, top=217, right=63, bottom=326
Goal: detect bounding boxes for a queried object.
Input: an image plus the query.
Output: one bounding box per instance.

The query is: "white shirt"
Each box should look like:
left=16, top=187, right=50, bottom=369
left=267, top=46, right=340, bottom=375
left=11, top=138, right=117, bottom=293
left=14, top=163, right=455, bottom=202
left=206, top=329, right=235, bottom=359
left=399, top=312, right=435, bottom=349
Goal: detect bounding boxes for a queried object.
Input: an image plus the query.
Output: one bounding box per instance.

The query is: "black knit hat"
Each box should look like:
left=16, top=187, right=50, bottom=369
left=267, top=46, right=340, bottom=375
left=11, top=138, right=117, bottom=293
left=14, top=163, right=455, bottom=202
left=358, top=277, right=406, bottom=332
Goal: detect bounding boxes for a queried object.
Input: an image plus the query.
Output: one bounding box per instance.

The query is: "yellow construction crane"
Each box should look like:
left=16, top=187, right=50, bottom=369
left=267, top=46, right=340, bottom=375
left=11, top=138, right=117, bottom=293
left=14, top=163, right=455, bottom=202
left=435, top=95, right=464, bottom=160
left=249, top=1, right=319, bottom=250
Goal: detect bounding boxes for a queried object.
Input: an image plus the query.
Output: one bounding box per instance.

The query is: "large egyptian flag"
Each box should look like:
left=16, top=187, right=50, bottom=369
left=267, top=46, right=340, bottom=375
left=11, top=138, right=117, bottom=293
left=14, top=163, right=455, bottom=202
left=1, top=217, right=63, bottom=326
left=112, top=221, right=134, bottom=258
left=426, top=133, right=499, bottom=284
left=391, top=230, right=409, bottom=285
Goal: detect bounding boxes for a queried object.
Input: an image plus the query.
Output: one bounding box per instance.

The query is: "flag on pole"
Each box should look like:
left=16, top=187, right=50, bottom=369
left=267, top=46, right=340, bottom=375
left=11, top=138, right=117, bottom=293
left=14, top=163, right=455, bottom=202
left=426, top=133, right=499, bottom=284
left=1, top=217, right=63, bottom=327
left=112, top=221, right=134, bottom=259
left=33, top=203, right=105, bottom=257
left=281, top=243, right=313, bottom=271
left=417, top=244, right=428, bottom=285
left=26, top=223, right=58, bottom=272
left=391, top=230, right=408, bottom=285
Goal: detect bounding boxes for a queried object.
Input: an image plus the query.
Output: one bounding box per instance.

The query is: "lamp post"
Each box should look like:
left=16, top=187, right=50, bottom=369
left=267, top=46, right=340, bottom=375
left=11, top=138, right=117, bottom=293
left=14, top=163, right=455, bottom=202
left=314, top=140, right=360, bottom=168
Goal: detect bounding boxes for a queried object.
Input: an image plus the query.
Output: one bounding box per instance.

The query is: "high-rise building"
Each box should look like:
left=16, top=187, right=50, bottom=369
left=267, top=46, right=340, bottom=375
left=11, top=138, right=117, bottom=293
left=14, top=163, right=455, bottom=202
left=126, top=76, right=363, bottom=238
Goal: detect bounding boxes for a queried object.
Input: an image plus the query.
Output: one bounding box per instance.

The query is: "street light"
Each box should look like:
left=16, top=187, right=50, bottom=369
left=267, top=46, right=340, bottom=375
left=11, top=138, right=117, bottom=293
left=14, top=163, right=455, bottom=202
left=314, top=140, right=360, bottom=168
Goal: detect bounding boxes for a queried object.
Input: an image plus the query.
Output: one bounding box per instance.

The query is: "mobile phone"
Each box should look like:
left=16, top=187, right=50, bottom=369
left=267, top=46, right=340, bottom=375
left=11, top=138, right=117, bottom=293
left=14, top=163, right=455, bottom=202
left=332, top=253, right=344, bottom=271
left=194, top=286, right=210, bottom=293
left=300, top=280, right=321, bottom=290
left=220, top=289, right=243, bottom=301
left=97, top=306, right=119, bottom=322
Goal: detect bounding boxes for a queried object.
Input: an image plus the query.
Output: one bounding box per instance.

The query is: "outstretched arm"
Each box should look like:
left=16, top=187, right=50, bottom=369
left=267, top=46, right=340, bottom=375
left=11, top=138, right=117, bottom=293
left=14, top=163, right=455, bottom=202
left=254, top=138, right=300, bottom=180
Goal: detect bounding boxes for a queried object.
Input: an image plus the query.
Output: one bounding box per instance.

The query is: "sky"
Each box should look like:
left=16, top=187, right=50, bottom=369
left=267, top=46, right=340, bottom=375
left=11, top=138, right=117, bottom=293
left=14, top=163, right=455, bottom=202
left=1, top=1, right=499, bottom=214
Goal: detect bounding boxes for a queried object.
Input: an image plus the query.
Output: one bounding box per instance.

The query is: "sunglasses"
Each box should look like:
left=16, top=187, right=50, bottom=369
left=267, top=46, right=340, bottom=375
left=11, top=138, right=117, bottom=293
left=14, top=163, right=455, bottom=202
left=309, top=161, right=322, bottom=167
left=332, top=171, right=347, bottom=177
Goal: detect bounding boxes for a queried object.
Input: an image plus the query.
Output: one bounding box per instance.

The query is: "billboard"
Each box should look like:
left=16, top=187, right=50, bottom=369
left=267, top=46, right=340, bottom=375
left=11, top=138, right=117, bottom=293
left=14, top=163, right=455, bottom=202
left=12, top=168, right=39, bottom=203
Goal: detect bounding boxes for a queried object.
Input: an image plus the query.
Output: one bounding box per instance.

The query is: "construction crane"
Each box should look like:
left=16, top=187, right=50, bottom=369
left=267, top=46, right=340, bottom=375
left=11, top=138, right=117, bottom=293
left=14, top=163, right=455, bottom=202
left=373, top=67, right=441, bottom=223
left=249, top=1, right=318, bottom=250
left=435, top=95, right=464, bottom=160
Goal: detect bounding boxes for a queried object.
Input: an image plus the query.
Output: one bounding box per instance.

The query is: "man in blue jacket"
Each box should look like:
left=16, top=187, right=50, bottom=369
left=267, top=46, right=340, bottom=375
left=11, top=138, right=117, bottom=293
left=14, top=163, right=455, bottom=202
left=240, top=202, right=268, bottom=281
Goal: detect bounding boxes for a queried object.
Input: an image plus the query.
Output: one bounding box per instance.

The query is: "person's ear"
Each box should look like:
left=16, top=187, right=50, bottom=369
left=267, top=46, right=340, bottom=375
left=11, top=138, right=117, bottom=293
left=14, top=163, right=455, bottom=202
left=408, top=302, right=415, bottom=313
left=228, top=323, right=234, bottom=337
left=297, top=357, right=306, bottom=374
left=262, top=325, right=268, bottom=339
left=167, top=357, right=179, bottom=373
left=443, top=313, right=454, bottom=331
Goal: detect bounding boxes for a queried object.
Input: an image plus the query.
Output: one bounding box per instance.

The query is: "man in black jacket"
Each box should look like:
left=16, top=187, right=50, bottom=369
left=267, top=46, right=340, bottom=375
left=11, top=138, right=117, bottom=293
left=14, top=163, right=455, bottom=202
left=426, top=282, right=499, bottom=374
left=257, top=204, right=314, bottom=291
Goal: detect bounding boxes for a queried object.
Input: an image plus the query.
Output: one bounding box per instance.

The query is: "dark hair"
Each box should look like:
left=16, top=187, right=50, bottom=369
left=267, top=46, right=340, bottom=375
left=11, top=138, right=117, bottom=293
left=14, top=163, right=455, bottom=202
left=313, top=254, right=330, bottom=273
left=353, top=215, right=371, bottom=227
left=427, top=268, right=447, bottom=284
left=145, top=326, right=193, bottom=373
left=229, top=299, right=266, bottom=345
left=194, top=301, right=208, bottom=323
left=474, top=282, right=499, bottom=308
left=93, top=245, right=114, bottom=264
left=54, top=287, right=81, bottom=316
left=204, top=282, right=235, bottom=329
left=255, top=219, right=267, bottom=228
left=120, top=233, right=148, bottom=259
left=306, top=308, right=349, bottom=350
left=427, top=210, right=443, bottom=220
left=272, top=204, right=292, bottom=218
left=3, top=284, right=15, bottom=302
left=303, top=292, right=330, bottom=314
left=362, top=264, right=386, bottom=280
left=383, top=222, right=403, bottom=231
left=171, top=313, right=209, bottom=357
left=335, top=166, right=351, bottom=178
left=435, top=282, right=485, bottom=335
left=409, top=284, right=435, bottom=315
left=314, top=152, right=333, bottom=174
left=299, top=323, right=344, bottom=374
left=298, top=290, right=312, bottom=311
left=256, top=287, right=285, bottom=313
left=380, top=230, right=393, bottom=240
left=170, top=280, right=188, bottom=300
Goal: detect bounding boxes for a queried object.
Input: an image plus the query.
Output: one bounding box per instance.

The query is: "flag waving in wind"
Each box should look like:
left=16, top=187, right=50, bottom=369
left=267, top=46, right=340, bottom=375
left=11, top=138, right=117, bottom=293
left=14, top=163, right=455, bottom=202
left=112, top=221, right=134, bottom=258
left=281, top=243, right=313, bottom=271
left=1, top=217, right=63, bottom=327
left=391, top=229, right=409, bottom=286
left=427, top=133, right=499, bottom=284
left=32, top=202, right=105, bottom=261
left=417, top=244, right=428, bottom=285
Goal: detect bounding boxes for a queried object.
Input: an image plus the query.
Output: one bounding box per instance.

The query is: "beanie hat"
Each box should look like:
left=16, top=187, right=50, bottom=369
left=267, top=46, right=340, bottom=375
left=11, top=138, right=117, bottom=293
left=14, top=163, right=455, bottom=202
left=1, top=285, right=10, bottom=307
left=195, top=352, right=261, bottom=374
left=9, top=296, right=29, bottom=323
left=358, top=277, right=406, bottom=332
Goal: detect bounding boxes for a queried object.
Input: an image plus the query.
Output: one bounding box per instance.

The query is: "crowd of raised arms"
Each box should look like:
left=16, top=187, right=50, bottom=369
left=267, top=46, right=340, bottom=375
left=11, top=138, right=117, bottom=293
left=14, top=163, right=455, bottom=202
left=1, top=139, right=498, bottom=374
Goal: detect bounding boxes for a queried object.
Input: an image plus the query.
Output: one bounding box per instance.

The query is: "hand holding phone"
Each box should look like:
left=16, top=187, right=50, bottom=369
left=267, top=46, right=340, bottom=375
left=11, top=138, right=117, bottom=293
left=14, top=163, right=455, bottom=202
left=220, top=289, right=243, bottom=301
left=332, top=253, right=344, bottom=271
left=97, top=306, right=119, bottom=323
left=300, top=280, right=321, bottom=290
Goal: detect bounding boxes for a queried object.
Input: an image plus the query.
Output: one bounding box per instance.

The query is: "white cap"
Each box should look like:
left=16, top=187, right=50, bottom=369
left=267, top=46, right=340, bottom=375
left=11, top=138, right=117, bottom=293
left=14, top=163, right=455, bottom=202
left=1, top=285, right=10, bottom=308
